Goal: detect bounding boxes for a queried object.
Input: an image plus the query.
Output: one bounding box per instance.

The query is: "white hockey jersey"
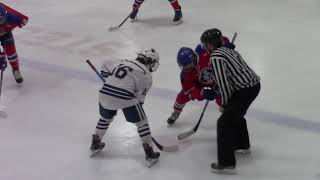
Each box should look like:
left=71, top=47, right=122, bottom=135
left=99, top=59, right=152, bottom=110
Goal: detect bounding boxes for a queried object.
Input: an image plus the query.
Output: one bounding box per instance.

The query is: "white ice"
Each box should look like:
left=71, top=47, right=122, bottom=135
left=1, top=0, right=320, bottom=180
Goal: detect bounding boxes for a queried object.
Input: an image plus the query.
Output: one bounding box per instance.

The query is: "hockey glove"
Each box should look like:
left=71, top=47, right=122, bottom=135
left=189, top=87, right=204, bottom=101
left=100, top=70, right=111, bottom=79
left=222, top=36, right=235, bottom=49
left=201, top=88, right=217, bottom=101
left=19, top=19, right=28, bottom=28
left=0, top=52, right=7, bottom=71
left=224, top=42, right=235, bottom=49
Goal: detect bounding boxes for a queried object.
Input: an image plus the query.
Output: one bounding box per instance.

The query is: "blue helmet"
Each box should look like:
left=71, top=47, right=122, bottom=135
left=0, top=5, right=8, bottom=24
left=177, top=47, right=197, bottom=71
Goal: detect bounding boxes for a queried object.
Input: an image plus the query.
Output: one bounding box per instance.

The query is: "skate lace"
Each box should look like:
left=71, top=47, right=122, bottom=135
left=13, top=70, right=22, bottom=78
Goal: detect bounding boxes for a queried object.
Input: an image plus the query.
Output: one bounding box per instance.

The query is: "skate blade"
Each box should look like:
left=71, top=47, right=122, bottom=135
left=166, top=123, right=174, bottom=128
left=211, top=168, right=237, bottom=175
left=108, top=26, right=119, bottom=32
left=166, top=120, right=176, bottom=128
left=130, top=17, right=138, bottom=22
left=90, top=149, right=102, bottom=157
left=173, top=19, right=183, bottom=25
left=145, top=158, right=159, bottom=168
left=235, top=149, right=251, bottom=154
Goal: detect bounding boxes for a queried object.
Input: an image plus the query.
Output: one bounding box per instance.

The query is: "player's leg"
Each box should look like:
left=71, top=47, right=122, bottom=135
left=167, top=90, right=190, bottom=125
left=123, top=104, right=160, bottom=160
left=211, top=108, right=237, bottom=173
left=233, top=117, right=251, bottom=154
left=234, top=84, right=260, bottom=153
left=130, top=0, right=145, bottom=20
left=2, top=31, right=23, bottom=83
left=91, top=103, right=117, bottom=152
left=211, top=84, right=260, bottom=172
left=168, top=0, right=182, bottom=24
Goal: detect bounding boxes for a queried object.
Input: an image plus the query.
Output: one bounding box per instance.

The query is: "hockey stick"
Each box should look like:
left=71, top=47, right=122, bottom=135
left=152, top=137, right=178, bottom=152
left=86, top=59, right=106, bottom=83
left=0, top=48, right=8, bottom=118
left=231, top=32, right=237, bottom=44
left=108, top=13, right=131, bottom=32
left=0, top=68, right=8, bottom=118
left=177, top=32, right=238, bottom=140
left=178, top=100, right=209, bottom=140
left=0, top=69, right=3, bottom=97
left=86, top=59, right=178, bottom=152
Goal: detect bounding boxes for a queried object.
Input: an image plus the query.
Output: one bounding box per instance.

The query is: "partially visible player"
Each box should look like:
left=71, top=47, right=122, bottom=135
left=167, top=38, right=235, bottom=125
left=90, top=48, right=160, bottom=166
left=129, top=0, right=183, bottom=24
left=0, top=3, right=28, bottom=83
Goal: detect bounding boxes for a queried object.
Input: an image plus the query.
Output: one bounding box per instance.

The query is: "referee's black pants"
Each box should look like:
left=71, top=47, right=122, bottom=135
left=217, top=83, right=260, bottom=166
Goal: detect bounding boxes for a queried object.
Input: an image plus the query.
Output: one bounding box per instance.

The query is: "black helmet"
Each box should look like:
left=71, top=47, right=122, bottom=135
left=200, top=28, right=223, bottom=48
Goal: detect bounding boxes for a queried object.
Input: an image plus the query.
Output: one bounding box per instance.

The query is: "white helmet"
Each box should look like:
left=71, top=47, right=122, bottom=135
left=137, top=48, right=160, bottom=72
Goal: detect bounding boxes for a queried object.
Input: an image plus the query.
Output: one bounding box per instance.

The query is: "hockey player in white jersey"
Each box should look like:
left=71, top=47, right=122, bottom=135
left=90, top=48, right=160, bottom=166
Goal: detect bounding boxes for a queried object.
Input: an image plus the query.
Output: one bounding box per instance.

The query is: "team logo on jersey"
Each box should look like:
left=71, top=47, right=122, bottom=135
left=199, top=68, right=214, bottom=83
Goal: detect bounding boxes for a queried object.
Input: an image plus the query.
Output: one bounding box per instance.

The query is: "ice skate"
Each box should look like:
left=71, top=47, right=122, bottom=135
left=143, top=143, right=160, bottom=168
left=167, top=111, right=180, bottom=126
left=173, top=7, right=183, bottom=25
left=90, top=134, right=105, bottom=157
left=210, top=162, right=236, bottom=174
left=12, top=69, right=23, bottom=84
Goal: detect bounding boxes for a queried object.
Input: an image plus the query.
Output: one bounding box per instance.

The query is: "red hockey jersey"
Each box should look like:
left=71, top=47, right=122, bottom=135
left=179, top=44, right=216, bottom=101
left=0, top=3, right=28, bottom=35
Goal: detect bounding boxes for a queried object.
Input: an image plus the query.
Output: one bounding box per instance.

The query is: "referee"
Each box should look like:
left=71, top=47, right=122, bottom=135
left=200, top=28, right=261, bottom=173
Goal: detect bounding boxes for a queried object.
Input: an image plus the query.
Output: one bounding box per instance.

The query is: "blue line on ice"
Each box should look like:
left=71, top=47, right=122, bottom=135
left=21, top=59, right=320, bottom=134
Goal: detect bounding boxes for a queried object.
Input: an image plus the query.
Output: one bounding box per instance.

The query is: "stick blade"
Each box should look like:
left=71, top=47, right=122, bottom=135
left=108, top=26, right=119, bottom=32
left=162, top=144, right=178, bottom=152
left=0, top=104, right=8, bottom=118
left=178, top=130, right=195, bottom=140
left=152, top=136, right=178, bottom=152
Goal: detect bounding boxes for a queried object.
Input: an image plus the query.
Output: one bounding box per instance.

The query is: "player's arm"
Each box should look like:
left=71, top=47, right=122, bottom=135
left=180, top=71, right=205, bottom=101
left=133, top=71, right=152, bottom=104
left=100, top=61, right=114, bottom=78
left=180, top=71, right=195, bottom=94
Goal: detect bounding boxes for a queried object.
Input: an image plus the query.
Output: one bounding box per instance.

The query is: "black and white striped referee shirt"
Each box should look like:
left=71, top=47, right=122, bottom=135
left=210, top=47, right=260, bottom=106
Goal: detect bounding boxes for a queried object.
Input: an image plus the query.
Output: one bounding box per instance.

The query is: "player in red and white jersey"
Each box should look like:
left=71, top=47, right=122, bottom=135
left=0, top=3, right=28, bottom=84
left=129, top=0, right=183, bottom=24
left=167, top=37, right=235, bottom=125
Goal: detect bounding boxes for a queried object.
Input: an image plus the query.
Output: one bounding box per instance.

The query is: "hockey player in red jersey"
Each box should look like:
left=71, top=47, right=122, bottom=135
left=167, top=37, right=235, bottom=125
left=0, top=3, right=28, bottom=84
left=129, top=0, right=183, bottom=24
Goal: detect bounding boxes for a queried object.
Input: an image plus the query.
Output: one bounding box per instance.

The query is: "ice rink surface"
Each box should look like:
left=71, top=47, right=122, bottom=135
left=1, top=0, right=320, bottom=179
